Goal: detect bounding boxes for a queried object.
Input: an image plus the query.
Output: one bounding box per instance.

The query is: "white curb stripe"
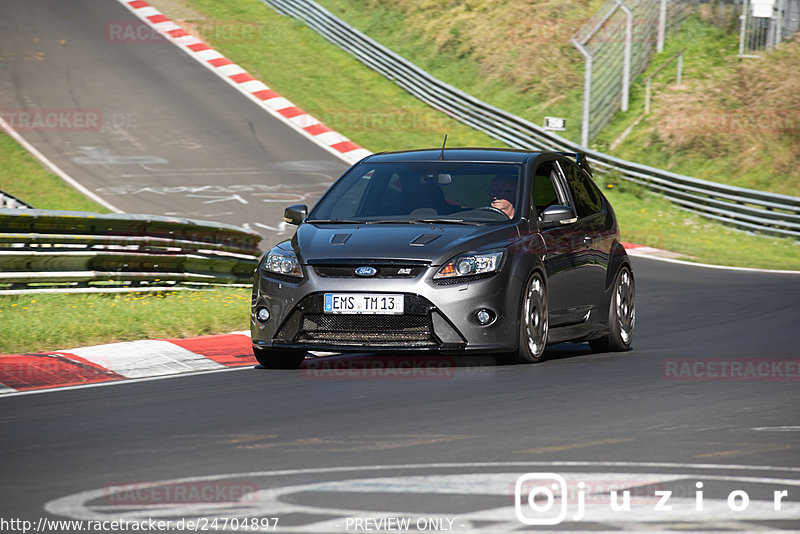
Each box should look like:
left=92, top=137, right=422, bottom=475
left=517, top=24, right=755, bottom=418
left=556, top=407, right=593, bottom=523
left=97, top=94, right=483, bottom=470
left=216, top=64, right=246, bottom=77
left=194, top=49, right=224, bottom=61
left=238, top=80, right=270, bottom=93
left=263, top=97, right=294, bottom=111
left=70, top=340, right=224, bottom=378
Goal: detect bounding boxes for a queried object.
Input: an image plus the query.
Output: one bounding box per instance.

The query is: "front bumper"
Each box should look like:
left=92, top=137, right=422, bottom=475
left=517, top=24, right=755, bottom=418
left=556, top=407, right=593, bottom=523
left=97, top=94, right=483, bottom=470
left=251, top=264, right=525, bottom=354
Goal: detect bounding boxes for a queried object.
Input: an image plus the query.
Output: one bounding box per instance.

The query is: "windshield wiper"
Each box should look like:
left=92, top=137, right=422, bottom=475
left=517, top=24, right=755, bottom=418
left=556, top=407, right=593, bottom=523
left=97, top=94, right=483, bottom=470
left=405, top=218, right=480, bottom=225
left=307, top=219, right=364, bottom=224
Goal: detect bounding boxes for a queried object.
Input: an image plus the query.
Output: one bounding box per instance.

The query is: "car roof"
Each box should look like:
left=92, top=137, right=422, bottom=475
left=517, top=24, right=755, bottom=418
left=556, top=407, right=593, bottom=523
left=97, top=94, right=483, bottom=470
left=363, top=147, right=541, bottom=164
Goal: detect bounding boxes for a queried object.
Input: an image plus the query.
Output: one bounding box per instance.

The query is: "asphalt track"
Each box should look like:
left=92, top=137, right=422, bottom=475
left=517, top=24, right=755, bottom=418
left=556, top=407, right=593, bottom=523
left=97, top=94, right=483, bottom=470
left=1, top=0, right=799, bottom=531
left=0, top=0, right=348, bottom=239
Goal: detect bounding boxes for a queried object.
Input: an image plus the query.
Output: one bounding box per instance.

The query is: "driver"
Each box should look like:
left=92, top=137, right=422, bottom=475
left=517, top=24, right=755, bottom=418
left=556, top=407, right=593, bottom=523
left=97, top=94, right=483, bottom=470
left=488, top=174, right=517, bottom=218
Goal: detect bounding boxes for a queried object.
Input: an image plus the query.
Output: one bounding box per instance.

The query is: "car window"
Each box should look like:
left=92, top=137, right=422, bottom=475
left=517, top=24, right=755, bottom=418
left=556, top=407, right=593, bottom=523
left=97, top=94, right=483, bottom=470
left=329, top=169, right=373, bottom=219
left=309, top=161, right=523, bottom=223
left=531, top=161, right=571, bottom=219
left=561, top=160, right=603, bottom=218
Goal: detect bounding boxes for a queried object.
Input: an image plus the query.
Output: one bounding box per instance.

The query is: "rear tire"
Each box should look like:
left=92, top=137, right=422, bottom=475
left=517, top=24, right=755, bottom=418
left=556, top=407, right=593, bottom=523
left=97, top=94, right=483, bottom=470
left=513, top=272, right=549, bottom=363
left=589, top=265, right=635, bottom=352
left=253, top=347, right=307, bottom=369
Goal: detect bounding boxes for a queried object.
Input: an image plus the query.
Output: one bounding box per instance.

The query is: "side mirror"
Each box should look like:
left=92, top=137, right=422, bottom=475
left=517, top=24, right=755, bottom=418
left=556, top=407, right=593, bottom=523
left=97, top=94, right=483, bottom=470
left=283, top=204, right=308, bottom=225
left=540, top=205, right=577, bottom=227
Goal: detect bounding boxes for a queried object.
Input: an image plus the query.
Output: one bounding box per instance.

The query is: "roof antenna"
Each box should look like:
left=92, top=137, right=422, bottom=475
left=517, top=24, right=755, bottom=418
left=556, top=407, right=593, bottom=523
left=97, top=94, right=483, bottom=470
left=439, top=134, right=448, bottom=160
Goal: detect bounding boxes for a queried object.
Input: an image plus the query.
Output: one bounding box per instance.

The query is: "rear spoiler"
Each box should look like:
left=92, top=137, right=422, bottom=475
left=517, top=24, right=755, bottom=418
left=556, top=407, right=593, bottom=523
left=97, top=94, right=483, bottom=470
left=558, top=152, right=592, bottom=177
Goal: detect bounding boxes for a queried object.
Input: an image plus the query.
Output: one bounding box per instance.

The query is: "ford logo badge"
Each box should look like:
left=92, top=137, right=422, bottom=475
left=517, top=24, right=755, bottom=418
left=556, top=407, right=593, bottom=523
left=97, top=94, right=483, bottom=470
left=355, top=266, right=377, bottom=277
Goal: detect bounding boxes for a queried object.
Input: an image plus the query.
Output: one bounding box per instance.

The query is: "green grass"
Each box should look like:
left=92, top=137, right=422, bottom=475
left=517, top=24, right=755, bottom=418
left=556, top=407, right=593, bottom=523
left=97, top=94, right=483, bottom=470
left=176, top=0, right=502, bottom=151
left=594, top=16, right=800, bottom=197
left=314, top=0, right=593, bottom=143
left=0, top=287, right=251, bottom=354
left=598, top=177, right=800, bottom=270
left=0, top=133, right=109, bottom=212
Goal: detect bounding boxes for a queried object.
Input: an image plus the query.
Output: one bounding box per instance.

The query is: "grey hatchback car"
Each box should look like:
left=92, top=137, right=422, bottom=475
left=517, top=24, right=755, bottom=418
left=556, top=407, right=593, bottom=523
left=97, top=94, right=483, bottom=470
left=251, top=148, right=634, bottom=368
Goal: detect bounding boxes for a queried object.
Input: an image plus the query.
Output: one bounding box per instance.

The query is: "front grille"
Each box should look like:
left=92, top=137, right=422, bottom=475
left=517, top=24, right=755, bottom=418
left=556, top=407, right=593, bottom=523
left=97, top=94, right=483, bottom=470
left=433, top=272, right=497, bottom=285
left=303, top=313, right=428, bottom=332
left=312, top=264, right=426, bottom=279
left=297, top=313, right=435, bottom=346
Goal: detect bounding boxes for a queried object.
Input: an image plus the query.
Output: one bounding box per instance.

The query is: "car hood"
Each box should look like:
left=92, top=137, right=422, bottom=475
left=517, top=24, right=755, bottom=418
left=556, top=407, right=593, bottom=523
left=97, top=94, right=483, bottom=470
left=291, top=223, right=519, bottom=265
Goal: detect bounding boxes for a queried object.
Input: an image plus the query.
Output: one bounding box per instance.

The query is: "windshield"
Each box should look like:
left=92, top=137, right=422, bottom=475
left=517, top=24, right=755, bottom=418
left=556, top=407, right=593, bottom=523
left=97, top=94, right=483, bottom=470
left=308, top=161, right=522, bottom=223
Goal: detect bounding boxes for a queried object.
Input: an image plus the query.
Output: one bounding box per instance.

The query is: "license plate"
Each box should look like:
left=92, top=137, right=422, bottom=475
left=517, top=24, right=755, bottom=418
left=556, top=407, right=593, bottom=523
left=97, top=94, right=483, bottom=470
left=323, top=293, right=404, bottom=314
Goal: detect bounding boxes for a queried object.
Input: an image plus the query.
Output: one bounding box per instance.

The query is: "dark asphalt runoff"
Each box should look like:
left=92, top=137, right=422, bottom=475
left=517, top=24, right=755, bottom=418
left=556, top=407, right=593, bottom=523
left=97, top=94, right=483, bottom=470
left=1, top=0, right=799, bottom=531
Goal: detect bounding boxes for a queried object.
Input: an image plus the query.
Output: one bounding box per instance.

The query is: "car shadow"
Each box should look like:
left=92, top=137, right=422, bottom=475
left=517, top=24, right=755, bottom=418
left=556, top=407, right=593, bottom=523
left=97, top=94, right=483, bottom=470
left=254, top=342, right=599, bottom=371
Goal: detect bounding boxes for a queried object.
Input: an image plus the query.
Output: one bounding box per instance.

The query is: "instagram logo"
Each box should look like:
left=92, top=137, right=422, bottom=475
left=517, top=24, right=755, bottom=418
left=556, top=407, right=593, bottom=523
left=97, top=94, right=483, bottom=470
left=514, top=473, right=568, bottom=525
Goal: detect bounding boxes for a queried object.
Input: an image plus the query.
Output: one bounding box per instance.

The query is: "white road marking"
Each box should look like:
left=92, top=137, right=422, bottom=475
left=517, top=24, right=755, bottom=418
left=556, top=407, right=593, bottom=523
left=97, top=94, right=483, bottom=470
left=44, top=462, right=800, bottom=532
left=70, top=146, right=167, bottom=165
left=630, top=253, right=800, bottom=274
left=185, top=193, right=249, bottom=204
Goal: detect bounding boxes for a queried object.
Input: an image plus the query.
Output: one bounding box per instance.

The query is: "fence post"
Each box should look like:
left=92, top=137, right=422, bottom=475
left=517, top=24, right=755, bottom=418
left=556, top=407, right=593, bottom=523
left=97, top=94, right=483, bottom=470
left=657, top=0, right=667, bottom=52
left=572, top=39, right=593, bottom=147
left=739, top=0, right=749, bottom=56
left=620, top=1, right=633, bottom=112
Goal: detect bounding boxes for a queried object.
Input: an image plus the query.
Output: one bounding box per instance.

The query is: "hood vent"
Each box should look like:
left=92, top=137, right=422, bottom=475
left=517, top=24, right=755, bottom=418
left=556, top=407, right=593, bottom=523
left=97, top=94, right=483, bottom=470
left=330, top=233, right=352, bottom=245
left=410, top=233, right=441, bottom=246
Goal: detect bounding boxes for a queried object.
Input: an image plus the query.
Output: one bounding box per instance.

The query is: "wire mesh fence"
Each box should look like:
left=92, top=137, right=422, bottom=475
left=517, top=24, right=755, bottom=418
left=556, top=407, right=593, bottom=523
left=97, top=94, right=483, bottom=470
left=571, top=0, right=693, bottom=145
left=738, top=0, right=800, bottom=57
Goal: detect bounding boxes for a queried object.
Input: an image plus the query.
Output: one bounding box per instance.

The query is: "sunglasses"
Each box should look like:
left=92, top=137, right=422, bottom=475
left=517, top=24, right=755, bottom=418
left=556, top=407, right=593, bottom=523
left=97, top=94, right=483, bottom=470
left=488, top=189, right=515, bottom=199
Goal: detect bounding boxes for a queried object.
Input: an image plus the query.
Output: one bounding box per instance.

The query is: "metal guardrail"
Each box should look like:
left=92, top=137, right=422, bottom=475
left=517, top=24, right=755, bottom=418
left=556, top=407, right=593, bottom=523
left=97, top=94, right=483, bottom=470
left=0, top=190, right=33, bottom=210
left=263, top=0, right=800, bottom=239
left=0, top=209, right=262, bottom=292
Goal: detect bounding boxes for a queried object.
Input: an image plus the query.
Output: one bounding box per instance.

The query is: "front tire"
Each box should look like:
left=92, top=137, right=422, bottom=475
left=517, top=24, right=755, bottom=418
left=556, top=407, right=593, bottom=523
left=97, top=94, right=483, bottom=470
left=253, top=346, right=307, bottom=369
left=589, top=265, right=635, bottom=352
left=514, top=272, right=549, bottom=363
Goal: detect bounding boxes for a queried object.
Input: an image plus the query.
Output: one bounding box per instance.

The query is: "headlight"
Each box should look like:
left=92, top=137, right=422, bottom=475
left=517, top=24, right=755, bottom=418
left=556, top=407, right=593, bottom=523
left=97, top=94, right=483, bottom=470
left=434, top=250, right=504, bottom=279
left=262, top=248, right=303, bottom=278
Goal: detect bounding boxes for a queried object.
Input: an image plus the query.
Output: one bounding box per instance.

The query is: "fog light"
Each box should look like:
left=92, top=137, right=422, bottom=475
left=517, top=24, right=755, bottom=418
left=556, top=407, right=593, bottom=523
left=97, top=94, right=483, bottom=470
left=475, top=309, right=494, bottom=325
left=257, top=307, right=270, bottom=323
